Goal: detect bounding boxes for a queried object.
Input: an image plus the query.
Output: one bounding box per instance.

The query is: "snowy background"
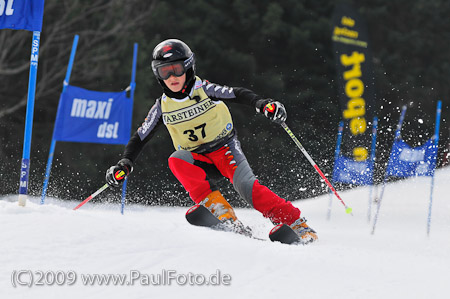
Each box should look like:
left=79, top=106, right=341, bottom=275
left=1, top=167, right=449, bottom=299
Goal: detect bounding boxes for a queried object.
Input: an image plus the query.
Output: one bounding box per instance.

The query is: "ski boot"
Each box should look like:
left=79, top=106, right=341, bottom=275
left=198, top=190, right=237, bottom=222
left=186, top=191, right=253, bottom=237
left=289, top=217, right=318, bottom=244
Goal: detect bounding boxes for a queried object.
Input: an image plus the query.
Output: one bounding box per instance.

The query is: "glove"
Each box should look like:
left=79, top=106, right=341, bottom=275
left=105, top=158, right=133, bottom=187
left=262, top=100, right=287, bottom=124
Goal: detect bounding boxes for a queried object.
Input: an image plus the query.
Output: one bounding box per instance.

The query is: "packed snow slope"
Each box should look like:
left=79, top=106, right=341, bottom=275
left=1, top=167, right=450, bottom=299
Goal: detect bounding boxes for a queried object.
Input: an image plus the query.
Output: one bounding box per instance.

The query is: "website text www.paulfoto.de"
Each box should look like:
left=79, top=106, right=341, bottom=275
left=11, top=269, right=232, bottom=287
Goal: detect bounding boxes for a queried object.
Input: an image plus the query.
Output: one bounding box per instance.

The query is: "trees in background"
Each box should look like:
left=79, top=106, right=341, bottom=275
left=1, top=0, right=448, bottom=204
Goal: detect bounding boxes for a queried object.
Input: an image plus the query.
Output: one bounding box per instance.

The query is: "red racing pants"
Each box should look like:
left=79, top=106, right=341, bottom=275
left=168, top=137, right=300, bottom=225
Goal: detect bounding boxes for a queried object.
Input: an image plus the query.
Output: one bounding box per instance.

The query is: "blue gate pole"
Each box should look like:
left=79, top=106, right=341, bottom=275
left=40, top=35, right=79, bottom=204
left=427, top=100, right=442, bottom=236
left=372, top=105, right=407, bottom=234
left=120, top=42, right=138, bottom=214
left=18, top=31, right=42, bottom=207
left=367, top=116, right=378, bottom=222
left=130, top=43, right=138, bottom=99
left=327, top=121, right=344, bottom=220
left=121, top=178, right=128, bottom=215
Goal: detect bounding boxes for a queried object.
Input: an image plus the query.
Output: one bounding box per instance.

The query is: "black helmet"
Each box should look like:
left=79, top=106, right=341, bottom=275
left=151, top=39, right=195, bottom=81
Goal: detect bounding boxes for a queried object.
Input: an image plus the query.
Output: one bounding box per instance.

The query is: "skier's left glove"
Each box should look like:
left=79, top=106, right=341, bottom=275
left=105, top=158, right=133, bottom=187
left=259, top=100, right=287, bottom=124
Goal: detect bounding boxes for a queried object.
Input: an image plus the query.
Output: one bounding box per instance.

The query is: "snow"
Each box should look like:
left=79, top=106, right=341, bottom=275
left=1, top=167, right=450, bottom=299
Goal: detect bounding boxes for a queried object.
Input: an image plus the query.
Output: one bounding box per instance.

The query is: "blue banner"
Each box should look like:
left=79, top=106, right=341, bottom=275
left=386, top=139, right=437, bottom=177
left=53, top=85, right=133, bottom=145
left=0, top=0, right=45, bottom=31
left=333, top=155, right=374, bottom=185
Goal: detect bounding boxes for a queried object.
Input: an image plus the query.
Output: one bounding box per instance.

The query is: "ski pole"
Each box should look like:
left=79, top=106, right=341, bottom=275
left=281, top=122, right=352, bottom=215
left=73, top=183, right=109, bottom=210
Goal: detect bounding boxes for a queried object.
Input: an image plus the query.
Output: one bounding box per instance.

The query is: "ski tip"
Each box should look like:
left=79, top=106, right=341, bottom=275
left=186, top=205, right=200, bottom=216
left=269, top=224, right=300, bottom=245
left=186, top=204, right=222, bottom=227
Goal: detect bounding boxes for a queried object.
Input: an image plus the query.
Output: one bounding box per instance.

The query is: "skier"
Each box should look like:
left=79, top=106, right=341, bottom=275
left=105, top=39, right=317, bottom=243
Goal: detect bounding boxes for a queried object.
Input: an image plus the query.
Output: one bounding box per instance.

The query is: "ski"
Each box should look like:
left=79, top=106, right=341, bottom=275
left=186, top=205, right=264, bottom=241
left=186, top=205, right=221, bottom=227
left=269, top=224, right=301, bottom=244
left=186, top=205, right=314, bottom=245
left=269, top=223, right=317, bottom=245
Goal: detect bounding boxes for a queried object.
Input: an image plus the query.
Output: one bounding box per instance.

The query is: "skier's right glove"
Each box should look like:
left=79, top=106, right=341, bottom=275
left=105, top=158, right=133, bottom=187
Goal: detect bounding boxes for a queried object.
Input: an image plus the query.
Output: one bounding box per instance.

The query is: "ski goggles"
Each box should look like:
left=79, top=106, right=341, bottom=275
left=153, top=54, right=195, bottom=80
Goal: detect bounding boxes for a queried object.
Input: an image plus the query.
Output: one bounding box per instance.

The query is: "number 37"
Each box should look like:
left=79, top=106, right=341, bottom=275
left=183, top=123, right=206, bottom=142
left=0, top=0, right=14, bottom=16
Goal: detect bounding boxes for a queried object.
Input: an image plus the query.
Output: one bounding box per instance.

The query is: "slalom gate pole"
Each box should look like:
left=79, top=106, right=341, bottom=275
left=121, top=178, right=127, bottom=215
left=41, top=35, right=79, bottom=205
left=367, top=116, right=378, bottom=223
left=427, top=100, right=442, bottom=237
left=281, top=122, right=352, bottom=215
left=73, top=184, right=109, bottom=210
left=119, top=42, right=138, bottom=215
left=18, top=32, right=42, bottom=207
left=371, top=105, right=407, bottom=235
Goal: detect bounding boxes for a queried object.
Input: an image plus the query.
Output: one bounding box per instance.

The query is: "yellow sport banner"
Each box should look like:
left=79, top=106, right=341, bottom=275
left=331, top=3, right=376, bottom=162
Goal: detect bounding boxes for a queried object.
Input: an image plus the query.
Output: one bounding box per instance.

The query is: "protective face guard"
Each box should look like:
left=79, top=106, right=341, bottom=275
left=152, top=53, right=195, bottom=80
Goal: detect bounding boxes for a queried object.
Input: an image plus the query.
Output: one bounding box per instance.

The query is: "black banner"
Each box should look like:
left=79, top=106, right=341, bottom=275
left=332, top=3, right=376, bottom=162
